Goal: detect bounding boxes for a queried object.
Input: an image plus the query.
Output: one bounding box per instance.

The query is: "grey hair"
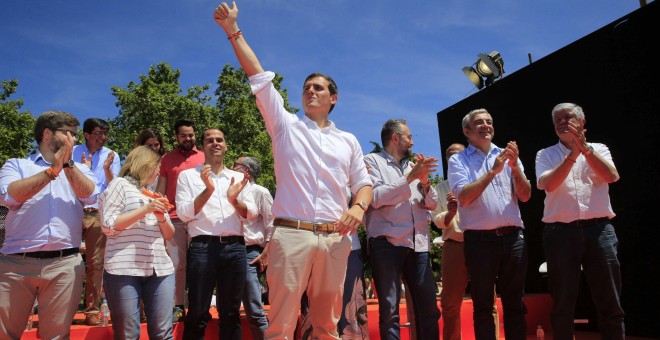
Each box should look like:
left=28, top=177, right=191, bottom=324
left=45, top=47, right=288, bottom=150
left=381, top=119, right=408, bottom=146
left=241, top=156, right=262, bottom=182
left=461, top=108, right=490, bottom=129
left=551, top=103, right=585, bottom=122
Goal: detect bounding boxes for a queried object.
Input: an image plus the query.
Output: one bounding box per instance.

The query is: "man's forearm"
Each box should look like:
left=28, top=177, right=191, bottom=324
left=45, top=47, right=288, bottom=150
left=64, top=167, right=96, bottom=198
left=457, top=171, right=494, bottom=206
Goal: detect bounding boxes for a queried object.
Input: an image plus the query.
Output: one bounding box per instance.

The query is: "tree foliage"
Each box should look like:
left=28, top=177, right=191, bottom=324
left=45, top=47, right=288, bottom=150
left=0, top=79, right=36, bottom=165
left=214, top=65, right=298, bottom=194
left=109, top=62, right=219, bottom=158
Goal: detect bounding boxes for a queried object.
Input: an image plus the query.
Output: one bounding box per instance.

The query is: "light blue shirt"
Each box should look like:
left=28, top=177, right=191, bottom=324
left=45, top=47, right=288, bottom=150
left=0, top=151, right=99, bottom=254
left=364, top=151, right=438, bottom=252
left=448, top=143, right=525, bottom=230
left=72, top=144, right=120, bottom=209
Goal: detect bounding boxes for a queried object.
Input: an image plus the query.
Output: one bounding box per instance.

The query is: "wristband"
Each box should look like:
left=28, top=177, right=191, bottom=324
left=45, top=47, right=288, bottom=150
left=44, top=167, right=58, bottom=180
left=227, top=30, right=242, bottom=40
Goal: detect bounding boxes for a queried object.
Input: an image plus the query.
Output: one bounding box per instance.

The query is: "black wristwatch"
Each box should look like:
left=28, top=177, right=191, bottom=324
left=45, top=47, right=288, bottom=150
left=63, top=159, right=75, bottom=168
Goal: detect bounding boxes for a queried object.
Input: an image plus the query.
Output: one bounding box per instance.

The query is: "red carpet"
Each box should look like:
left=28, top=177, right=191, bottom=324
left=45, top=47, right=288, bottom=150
left=21, top=294, right=553, bottom=339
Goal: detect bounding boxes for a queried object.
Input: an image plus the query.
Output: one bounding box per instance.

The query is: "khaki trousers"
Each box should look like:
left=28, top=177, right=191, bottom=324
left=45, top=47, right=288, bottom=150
left=83, top=211, right=106, bottom=314
left=0, top=253, right=84, bottom=339
left=265, top=227, right=350, bottom=340
left=440, top=239, right=499, bottom=340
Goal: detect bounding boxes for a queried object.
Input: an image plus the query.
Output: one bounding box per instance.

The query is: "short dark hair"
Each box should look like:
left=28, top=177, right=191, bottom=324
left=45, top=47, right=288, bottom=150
left=34, top=110, right=80, bottom=144
left=304, top=72, right=338, bottom=113
left=82, top=118, right=110, bottom=133
left=380, top=119, right=407, bottom=147
left=174, top=119, right=195, bottom=135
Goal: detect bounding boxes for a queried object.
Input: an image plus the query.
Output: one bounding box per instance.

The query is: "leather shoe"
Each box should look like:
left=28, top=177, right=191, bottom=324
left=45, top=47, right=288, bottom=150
left=85, top=314, right=101, bottom=326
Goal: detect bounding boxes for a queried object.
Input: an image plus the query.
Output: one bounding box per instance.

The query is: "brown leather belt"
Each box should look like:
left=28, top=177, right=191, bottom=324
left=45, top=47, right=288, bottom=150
left=274, top=218, right=338, bottom=233
left=469, top=226, right=521, bottom=236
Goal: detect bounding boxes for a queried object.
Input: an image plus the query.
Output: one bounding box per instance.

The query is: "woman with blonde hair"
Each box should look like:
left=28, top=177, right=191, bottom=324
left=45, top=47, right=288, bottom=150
left=100, top=145, right=175, bottom=339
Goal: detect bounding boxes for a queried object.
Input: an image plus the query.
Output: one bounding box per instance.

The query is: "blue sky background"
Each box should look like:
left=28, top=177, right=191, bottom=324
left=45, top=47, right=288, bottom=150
left=1, top=1, right=643, bottom=177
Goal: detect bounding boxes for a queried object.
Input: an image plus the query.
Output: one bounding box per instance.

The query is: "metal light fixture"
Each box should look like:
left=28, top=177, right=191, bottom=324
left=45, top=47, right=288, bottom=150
left=462, top=51, right=505, bottom=89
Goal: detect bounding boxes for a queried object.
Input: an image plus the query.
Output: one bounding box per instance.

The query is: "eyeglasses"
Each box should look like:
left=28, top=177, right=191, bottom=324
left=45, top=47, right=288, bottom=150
left=54, top=128, right=78, bottom=137
left=90, top=130, right=109, bottom=137
left=233, top=162, right=248, bottom=170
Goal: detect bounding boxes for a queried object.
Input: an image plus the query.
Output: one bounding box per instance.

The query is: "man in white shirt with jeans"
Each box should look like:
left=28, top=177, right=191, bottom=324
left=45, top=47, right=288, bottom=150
left=176, top=128, right=255, bottom=339
left=535, top=103, right=624, bottom=340
left=214, top=3, right=373, bottom=338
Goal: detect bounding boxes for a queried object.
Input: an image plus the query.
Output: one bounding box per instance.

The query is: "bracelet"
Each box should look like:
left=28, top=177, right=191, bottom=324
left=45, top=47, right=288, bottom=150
left=44, top=167, right=58, bottom=180
left=157, top=218, right=166, bottom=223
left=227, top=30, right=242, bottom=40
left=565, top=156, right=576, bottom=163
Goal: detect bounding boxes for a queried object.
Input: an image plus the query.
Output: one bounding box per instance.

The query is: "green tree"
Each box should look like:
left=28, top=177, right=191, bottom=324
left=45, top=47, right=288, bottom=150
left=214, top=65, right=298, bottom=194
left=0, top=79, right=36, bottom=165
left=109, top=62, right=219, bottom=158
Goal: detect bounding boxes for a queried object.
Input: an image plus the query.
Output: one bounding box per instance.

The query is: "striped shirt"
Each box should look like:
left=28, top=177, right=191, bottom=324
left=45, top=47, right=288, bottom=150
left=99, top=177, right=174, bottom=277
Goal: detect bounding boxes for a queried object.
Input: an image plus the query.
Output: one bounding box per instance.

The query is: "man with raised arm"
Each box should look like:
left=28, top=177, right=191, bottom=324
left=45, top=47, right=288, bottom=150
left=214, top=3, right=373, bottom=339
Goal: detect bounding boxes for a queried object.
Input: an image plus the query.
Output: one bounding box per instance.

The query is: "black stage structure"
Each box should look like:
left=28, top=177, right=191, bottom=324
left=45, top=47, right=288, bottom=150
left=436, top=2, right=659, bottom=338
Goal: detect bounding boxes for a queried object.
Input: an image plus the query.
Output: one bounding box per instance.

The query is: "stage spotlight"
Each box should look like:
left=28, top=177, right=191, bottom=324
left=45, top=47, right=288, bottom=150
left=462, top=51, right=505, bottom=89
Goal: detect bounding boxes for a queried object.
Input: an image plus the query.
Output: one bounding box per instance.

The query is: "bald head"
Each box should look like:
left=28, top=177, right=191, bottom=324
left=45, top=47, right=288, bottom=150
left=445, top=143, right=465, bottom=162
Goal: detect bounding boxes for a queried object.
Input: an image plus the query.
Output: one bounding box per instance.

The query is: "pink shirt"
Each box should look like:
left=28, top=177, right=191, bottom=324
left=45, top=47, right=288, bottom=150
left=535, top=142, right=619, bottom=223
left=159, top=146, right=205, bottom=219
left=249, top=71, right=372, bottom=222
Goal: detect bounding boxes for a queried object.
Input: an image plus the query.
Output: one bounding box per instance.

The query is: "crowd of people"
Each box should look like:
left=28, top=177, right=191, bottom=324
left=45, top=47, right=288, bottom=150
left=0, top=2, right=625, bottom=340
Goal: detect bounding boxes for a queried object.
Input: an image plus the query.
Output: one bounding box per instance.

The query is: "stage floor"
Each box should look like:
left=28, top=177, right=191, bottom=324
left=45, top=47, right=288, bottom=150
left=20, top=294, right=651, bottom=339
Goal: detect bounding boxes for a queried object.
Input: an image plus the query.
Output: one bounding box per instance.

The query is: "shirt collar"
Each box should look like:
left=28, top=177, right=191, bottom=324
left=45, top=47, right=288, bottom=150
left=379, top=150, right=409, bottom=168
left=466, top=143, right=496, bottom=156
left=302, top=114, right=339, bottom=132
left=177, top=146, right=201, bottom=156
left=29, top=150, right=49, bottom=164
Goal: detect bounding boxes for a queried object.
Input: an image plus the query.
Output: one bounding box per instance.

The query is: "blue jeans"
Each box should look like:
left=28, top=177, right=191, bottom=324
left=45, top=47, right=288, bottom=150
left=103, top=271, right=174, bottom=340
left=543, top=219, right=624, bottom=340
left=464, top=228, right=528, bottom=340
left=369, top=237, right=440, bottom=340
left=242, top=245, right=268, bottom=340
left=183, top=238, right=247, bottom=340
left=339, top=249, right=369, bottom=338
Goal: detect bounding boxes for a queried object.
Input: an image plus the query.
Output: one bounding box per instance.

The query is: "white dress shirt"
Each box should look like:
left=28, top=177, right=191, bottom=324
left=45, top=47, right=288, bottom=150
left=249, top=71, right=372, bottom=223
left=535, top=142, right=618, bottom=223
left=175, top=166, right=256, bottom=238
left=242, top=183, right=274, bottom=247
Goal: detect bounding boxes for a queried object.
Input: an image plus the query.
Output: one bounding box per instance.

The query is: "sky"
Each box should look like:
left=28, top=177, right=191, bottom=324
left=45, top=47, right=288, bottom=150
left=1, top=0, right=644, bottom=176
